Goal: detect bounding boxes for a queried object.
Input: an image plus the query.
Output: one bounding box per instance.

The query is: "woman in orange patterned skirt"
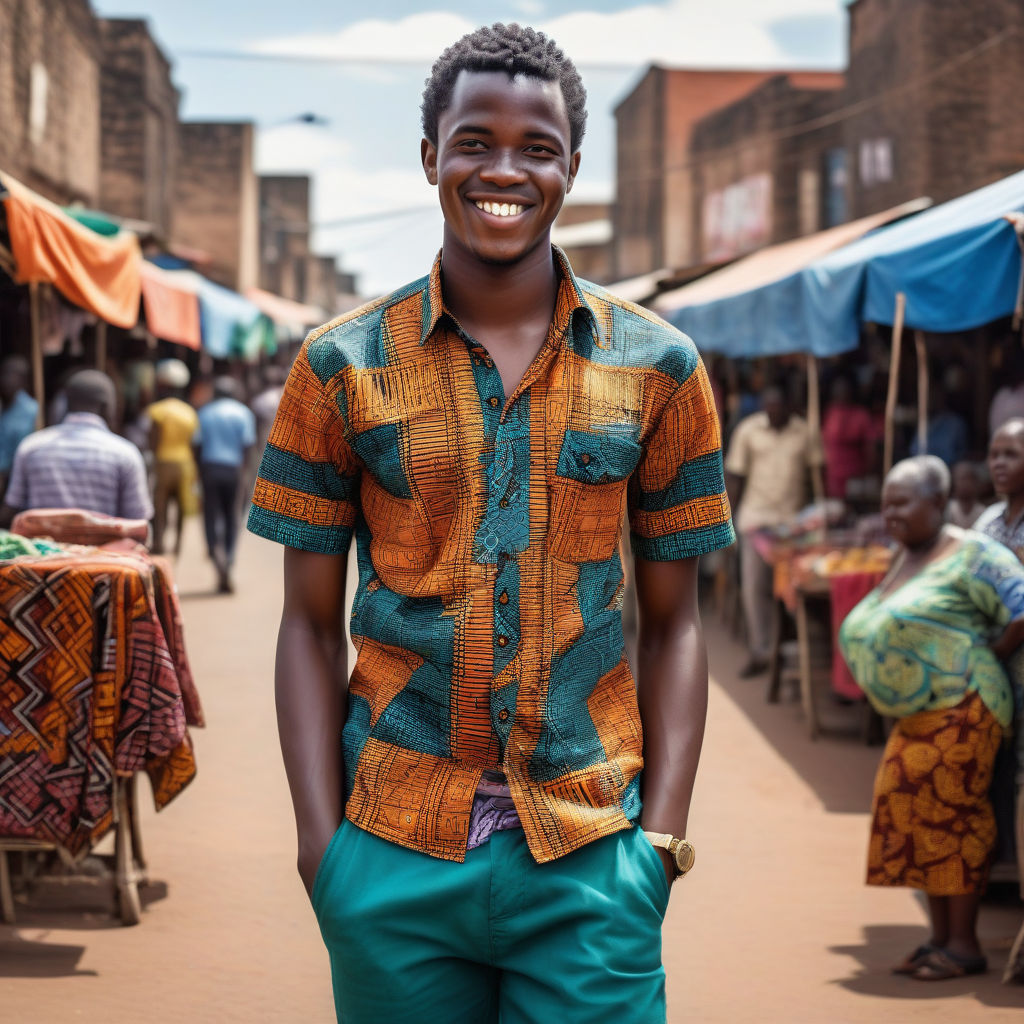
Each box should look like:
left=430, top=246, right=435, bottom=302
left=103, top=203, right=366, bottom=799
left=840, top=457, right=1024, bottom=981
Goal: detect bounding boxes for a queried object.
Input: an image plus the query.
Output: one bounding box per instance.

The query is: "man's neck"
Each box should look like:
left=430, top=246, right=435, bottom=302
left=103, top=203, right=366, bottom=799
left=439, top=233, right=558, bottom=334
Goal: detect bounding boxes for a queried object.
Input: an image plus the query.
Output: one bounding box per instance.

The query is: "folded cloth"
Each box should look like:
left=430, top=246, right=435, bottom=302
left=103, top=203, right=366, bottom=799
left=0, top=530, right=62, bottom=560
left=12, top=507, right=149, bottom=546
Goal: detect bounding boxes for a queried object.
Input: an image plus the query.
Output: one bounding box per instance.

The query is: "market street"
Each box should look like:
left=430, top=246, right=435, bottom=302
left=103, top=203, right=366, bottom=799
left=1, top=524, right=1022, bottom=1022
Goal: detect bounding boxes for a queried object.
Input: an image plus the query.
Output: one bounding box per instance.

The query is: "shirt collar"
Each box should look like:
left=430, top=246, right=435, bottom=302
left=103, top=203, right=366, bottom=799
left=63, top=412, right=110, bottom=431
left=418, top=245, right=606, bottom=349
left=996, top=500, right=1024, bottom=532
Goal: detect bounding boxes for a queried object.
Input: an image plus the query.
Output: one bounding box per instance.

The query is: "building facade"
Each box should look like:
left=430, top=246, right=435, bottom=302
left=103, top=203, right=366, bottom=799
left=175, top=121, right=259, bottom=292
left=689, top=73, right=844, bottom=262
left=612, top=68, right=784, bottom=279
left=614, top=0, right=1024, bottom=278
left=0, top=0, right=102, bottom=206
left=97, top=17, right=180, bottom=239
left=842, top=0, right=1024, bottom=219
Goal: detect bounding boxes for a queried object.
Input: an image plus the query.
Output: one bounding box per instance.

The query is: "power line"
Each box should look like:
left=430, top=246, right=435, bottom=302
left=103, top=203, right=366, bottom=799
left=652, top=26, right=1020, bottom=180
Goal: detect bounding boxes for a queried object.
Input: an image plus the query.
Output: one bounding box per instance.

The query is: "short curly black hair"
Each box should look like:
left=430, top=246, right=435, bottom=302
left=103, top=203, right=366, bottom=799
left=421, top=23, right=587, bottom=154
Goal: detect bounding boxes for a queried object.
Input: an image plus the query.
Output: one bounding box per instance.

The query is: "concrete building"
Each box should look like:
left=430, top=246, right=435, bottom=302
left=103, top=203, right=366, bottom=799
left=97, top=17, right=180, bottom=240
left=0, top=0, right=102, bottom=206
left=689, top=73, right=844, bottom=262
left=175, top=121, right=259, bottom=292
left=259, top=174, right=362, bottom=315
left=612, top=68, right=785, bottom=279
left=614, top=0, right=1024, bottom=279
left=841, top=0, right=1024, bottom=220
left=259, top=175, right=312, bottom=303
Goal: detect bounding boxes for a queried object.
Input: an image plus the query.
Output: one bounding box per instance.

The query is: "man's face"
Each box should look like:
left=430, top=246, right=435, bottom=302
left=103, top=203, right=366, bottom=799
left=422, top=70, right=580, bottom=266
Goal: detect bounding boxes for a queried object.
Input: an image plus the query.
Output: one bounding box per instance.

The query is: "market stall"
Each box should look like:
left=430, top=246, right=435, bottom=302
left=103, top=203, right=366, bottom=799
left=750, top=511, right=891, bottom=739
left=0, top=528, right=203, bottom=925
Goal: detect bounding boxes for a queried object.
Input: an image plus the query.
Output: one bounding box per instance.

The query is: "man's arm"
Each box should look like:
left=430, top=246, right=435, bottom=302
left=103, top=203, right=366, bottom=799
left=277, top=545, right=349, bottom=896
left=633, top=554, right=708, bottom=886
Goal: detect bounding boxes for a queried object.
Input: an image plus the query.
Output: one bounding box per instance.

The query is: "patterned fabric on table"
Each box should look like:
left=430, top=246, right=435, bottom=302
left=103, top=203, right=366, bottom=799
left=248, top=246, right=735, bottom=864
left=839, top=535, right=1024, bottom=727
left=0, top=552, right=202, bottom=855
left=868, top=692, right=1001, bottom=894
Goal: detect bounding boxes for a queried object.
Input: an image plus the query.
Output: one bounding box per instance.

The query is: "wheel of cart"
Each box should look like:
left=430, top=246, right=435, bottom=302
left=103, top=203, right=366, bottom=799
left=0, top=773, right=148, bottom=926
left=114, top=774, right=147, bottom=925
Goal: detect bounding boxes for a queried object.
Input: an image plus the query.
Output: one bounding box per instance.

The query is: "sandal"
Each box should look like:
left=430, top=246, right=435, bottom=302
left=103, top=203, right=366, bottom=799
left=911, top=947, right=988, bottom=981
left=892, top=944, right=936, bottom=975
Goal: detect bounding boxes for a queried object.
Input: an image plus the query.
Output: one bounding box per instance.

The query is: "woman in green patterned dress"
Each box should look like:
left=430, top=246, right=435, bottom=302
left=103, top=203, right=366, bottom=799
left=840, top=456, right=1024, bottom=980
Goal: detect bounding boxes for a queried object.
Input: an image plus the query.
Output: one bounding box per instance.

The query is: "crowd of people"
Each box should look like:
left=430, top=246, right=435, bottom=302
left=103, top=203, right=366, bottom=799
left=0, top=352, right=284, bottom=594
left=718, top=358, right=1024, bottom=983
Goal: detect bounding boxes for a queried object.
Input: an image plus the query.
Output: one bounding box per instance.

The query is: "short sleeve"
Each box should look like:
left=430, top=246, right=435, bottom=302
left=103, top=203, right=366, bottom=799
left=628, top=358, right=736, bottom=561
left=965, top=538, right=1024, bottom=627
left=241, top=408, right=257, bottom=448
left=246, top=343, right=360, bottom=555
left=723, top=418, right=750, bottom=477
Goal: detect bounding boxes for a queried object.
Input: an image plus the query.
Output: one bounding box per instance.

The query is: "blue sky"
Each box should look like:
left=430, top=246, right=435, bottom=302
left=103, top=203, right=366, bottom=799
left=93, top=1, right=848, bottom=296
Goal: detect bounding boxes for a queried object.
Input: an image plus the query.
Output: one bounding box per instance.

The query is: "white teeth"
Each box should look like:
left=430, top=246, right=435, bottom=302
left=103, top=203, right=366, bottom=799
left=474, top=201, right=524, bottom=217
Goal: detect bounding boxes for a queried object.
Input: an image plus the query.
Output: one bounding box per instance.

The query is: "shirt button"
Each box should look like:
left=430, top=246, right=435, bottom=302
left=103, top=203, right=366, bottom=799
left=499, top=498, right=509, bottom=508
left=499, top=591, right=509, bottom=604
left=581, top=453, right=592, bottom=465
left=488, top=397, right=500, bottom=408
left=498, top=709, right=509, bottom=722
left=497, top=635, right=508, bottom=647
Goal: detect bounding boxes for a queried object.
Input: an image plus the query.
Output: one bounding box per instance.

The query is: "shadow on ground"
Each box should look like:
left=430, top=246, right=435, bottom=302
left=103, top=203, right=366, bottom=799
left=0, top=933, right=96, bottom=978
left=829, top=917, right=1024, bottom=1008
left=2, top=875, right=168, bottom=931
left=704, top=617, right=882, bottom=814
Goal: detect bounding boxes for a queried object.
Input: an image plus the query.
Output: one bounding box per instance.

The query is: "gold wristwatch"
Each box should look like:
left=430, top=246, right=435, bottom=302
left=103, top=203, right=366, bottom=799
left=644, top=831, right=696, bottom=877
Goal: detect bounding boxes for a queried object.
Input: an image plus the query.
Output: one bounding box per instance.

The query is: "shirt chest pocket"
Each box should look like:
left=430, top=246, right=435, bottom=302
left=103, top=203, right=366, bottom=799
left=548, top=425, right=642, bottom=564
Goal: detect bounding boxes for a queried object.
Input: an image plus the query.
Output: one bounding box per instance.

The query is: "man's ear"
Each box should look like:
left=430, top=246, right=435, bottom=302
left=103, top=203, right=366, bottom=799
left=422, top=138, right=439, bottom=186
left=565, top=151, right=581, bottom=195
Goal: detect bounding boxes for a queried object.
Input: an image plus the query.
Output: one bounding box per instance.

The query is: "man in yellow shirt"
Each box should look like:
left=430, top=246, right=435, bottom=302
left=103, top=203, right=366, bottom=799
left=146, top=359, right=198, bottom=556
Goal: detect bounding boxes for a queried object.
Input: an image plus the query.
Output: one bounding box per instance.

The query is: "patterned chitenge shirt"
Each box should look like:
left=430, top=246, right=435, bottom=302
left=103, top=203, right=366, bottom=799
left=247, top=246, right=734, bottom=863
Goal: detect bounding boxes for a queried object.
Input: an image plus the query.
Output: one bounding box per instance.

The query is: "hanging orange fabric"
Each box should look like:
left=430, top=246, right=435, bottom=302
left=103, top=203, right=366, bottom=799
left=140, top=261, right=201, bottom=349
left=1, top=171, right=141, bottom=329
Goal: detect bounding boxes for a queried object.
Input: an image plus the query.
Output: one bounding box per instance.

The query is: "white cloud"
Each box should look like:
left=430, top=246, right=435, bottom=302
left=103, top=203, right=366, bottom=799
left=246, top=1, right=843, bottom=69
left=256, top=123, right=442, bottom=296
left=513, top=0, right=546, bottom=15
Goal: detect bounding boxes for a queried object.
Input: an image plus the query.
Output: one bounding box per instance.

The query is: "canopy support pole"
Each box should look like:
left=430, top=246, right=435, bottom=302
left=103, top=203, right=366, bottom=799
left=28, top=282, right=44, bottom=429
left=915, top=330, right=928, bottom=455
left=883, top=292, right=907, bottom=476
left=96, top=320, right=108, bottom=373
left=806, top=353, right=824, bottom=504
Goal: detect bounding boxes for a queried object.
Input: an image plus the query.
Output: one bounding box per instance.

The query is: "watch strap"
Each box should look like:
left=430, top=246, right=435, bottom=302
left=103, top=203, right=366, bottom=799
left=643, top=830, right=694, bottom=876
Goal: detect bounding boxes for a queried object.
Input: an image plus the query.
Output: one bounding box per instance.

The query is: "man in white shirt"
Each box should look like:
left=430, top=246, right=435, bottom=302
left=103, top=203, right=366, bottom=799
left=725, top=387, right=819, bottom=676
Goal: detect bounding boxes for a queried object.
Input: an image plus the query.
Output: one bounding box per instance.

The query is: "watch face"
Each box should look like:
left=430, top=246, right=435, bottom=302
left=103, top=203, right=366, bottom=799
left=674, top=840, right=695, bottom=874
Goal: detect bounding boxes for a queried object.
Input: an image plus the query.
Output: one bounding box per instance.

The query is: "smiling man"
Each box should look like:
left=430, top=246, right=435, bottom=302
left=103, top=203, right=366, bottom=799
left=248, top=23, right=734, bottom=1024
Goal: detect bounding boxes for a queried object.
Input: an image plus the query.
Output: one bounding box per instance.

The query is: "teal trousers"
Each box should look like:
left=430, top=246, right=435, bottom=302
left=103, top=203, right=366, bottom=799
left=311, top=820, right=670, bottom=1023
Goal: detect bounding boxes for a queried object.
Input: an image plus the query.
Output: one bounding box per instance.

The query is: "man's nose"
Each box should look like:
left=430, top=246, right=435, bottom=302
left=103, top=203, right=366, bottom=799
left=479, top=149, right=526, bottom=185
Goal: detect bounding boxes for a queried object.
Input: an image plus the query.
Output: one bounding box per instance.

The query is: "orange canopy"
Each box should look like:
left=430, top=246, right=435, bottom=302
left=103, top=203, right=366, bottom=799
left=140, top=261, right=202, bottom=350
left=1, top=171, right=141, bottom=328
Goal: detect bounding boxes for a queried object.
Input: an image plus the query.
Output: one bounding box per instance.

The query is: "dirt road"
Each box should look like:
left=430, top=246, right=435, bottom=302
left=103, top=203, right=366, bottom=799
left=2, top=526, right=1021, bottom=1021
